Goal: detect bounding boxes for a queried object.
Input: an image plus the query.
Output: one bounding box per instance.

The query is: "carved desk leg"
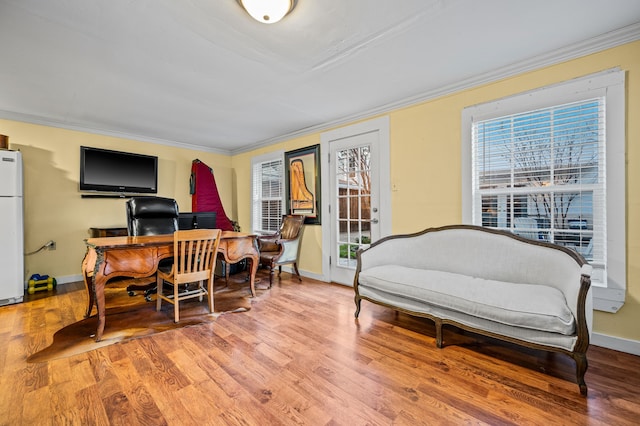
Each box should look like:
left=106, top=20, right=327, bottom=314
left=247, top=253, right=258, bottom=297
left=91, top=248, right=108, bottom=342
left=220, top=236, right=259, bottom=297
left=79, top=247, right=108, bottom=342
left=93, top=273, right=108, bottom=342
left=82, top=248, right=97, bottom=319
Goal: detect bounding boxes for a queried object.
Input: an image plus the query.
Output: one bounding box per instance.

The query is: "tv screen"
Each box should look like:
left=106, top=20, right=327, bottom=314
left=80, top=146, right=158, bottom=194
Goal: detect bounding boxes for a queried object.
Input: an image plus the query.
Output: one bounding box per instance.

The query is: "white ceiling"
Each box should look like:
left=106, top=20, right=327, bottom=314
left=1, top=0, right=639, bottom=154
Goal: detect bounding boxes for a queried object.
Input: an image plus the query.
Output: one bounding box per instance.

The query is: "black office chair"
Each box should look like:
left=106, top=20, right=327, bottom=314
left=125, top=196, right=179, bottom=300
left=127, top=196, right=179, bottom=236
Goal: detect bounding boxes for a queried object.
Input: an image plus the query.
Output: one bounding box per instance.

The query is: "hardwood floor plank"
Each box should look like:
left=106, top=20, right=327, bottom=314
left=74, top=384, right=111, bottom=425
left=2, top=270, right=640, bottom=424
left=136, top=337, right=193, bottom=391
left=111, top=357, right=167, bottom=425
left=314, top=334, right=485, bottom=423
left=22, top=385, right=53, bottom=425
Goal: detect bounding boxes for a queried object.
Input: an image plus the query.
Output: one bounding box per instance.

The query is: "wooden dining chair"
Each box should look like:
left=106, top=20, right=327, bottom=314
left=156, top=229, right=221, bottom=322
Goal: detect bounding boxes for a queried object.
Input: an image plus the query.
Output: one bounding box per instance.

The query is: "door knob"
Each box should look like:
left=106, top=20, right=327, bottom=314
left=371, top=218, right=379, bottom=224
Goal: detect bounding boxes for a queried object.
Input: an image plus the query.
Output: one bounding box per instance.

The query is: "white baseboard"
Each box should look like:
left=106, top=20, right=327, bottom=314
left=53, top=274, right=83, bottom=285
left=298, top=269, right=326, bottom=282
left=591, top=332, right=640, bottom=356
left=275, top=266, right=325, bottom=283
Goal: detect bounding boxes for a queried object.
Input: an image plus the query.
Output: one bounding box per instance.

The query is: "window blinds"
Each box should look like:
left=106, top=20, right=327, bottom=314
left=252, top=158, right=283, bottom=233
left=471, top=98, right=606, bottom=270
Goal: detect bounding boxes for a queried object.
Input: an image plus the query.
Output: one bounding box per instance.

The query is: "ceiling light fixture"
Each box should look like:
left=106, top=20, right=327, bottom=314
left=237, top=0, right=297, bottom=24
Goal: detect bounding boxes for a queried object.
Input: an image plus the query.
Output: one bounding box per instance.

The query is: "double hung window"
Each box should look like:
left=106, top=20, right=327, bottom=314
left=473, top=99, right=603, bottom=263
left=462, top=70, right=626, bottom=312
left=252, top=152, right=284, bottom=233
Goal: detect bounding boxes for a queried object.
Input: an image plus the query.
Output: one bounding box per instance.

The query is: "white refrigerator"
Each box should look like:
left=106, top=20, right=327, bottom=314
left=0, top=150, right=24, bottom=305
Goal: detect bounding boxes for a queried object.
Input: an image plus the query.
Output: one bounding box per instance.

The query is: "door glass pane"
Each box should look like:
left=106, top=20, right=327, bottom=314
left=336, top=146, right=371, bottom=268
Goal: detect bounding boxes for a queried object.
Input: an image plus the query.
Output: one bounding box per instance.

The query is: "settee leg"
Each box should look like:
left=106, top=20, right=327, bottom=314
left=354, top=296, right=361, bottom=318
left=435, top=319, right=443, bottom=348
left=573, top=352, right=589, bottom=396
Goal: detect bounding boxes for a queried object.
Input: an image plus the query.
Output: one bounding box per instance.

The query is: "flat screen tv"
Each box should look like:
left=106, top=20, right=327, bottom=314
left=80, top=146, right=158, bottom=194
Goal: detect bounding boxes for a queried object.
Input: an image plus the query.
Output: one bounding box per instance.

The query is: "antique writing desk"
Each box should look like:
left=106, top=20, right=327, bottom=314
left=82, top=231, right=259, bottom=341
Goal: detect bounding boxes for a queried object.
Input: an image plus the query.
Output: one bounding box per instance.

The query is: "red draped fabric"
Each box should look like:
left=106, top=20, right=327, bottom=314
left=190, top=159, right=234, bottom=231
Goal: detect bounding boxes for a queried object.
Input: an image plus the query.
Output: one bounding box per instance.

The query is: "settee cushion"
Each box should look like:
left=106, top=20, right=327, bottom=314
left=358, top=265, right=576, bottom=335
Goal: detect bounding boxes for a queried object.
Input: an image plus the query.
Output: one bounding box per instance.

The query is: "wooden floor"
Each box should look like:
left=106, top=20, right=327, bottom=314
left=1, top=270, right=639, bottom=425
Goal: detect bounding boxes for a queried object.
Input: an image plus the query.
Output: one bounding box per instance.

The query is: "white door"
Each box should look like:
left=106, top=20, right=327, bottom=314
left=321, top=117, right=390, bottom=285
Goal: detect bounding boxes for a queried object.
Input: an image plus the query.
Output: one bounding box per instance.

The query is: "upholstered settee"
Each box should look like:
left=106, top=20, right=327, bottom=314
left=353, top=225, right=592, bottom=395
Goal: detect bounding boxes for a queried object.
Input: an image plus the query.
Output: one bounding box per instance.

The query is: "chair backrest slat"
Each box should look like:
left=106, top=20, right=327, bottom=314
left=172, top=229, right=222, bottom=277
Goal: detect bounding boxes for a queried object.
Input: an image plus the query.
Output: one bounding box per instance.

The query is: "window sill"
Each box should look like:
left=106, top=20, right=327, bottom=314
left=593, top=285, right=625, bottom=313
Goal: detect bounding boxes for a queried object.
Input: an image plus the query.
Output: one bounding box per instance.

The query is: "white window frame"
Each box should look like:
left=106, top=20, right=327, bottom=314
left=462, top=69, right=626, bottom=313
left=251, top=150, right=284, bottom=234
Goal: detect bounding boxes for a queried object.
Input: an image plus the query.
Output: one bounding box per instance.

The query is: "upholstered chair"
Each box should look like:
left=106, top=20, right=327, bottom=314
left=257, top=215, right=305, bottom=287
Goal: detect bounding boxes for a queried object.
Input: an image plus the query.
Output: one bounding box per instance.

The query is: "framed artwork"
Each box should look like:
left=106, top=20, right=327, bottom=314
left=285, top=144, right=321, bottom=225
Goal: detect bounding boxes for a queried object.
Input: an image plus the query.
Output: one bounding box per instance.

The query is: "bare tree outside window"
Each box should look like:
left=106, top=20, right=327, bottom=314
left=476, top=99, right=602, bottom=258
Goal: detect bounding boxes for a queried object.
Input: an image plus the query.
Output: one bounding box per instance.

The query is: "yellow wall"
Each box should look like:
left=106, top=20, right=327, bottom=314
left=389, top=42, right=639, bottom=342
left=1, top=40, right=637, bottom=343
left=0, top=120, right=232, bottom=282
left=232, top=133, right=324, bottom=275
left=233, top=41, right=640, bottom=342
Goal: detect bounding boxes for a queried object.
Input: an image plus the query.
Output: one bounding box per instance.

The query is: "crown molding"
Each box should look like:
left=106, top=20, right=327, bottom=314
left=2, top=22, right=638, bottom=156
left=0, top=109, right=231, bottom=155
left=233, top=22, right=640, bottom=155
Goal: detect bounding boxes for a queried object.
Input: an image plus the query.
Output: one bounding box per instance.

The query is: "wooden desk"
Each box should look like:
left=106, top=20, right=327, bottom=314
left=82, top=231, right=259, bottom=341
left=89, top=227, right=128, bottom=238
